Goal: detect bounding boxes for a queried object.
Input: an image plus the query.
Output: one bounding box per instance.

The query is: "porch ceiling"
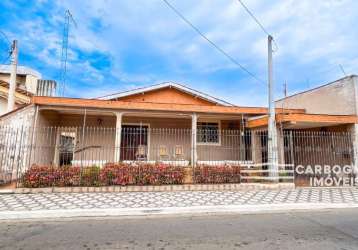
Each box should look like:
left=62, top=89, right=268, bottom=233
left=39, top=106, right=246, bottom=120
left=283, top=121, right=349, bottom=129
left=247, top=113, right=358, bottom=129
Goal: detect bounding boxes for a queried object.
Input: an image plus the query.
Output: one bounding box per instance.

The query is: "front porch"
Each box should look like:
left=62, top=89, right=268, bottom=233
left=32, top=108, right=252, bottom=168
left=1, top=107, right=357, bottom=187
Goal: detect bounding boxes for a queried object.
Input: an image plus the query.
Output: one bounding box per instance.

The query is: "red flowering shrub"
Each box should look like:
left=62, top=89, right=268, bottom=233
left=22, top=163, right=185, bottom=187
left=135, top=163, right=184, bottom=185
left=99, top=163, right=184, bottom=185
left=22, top=165, right=102, bottom=188
left=22, top=165, right=56, bottom=188
left=194, top=165, right=240, bottom=184
left=53, top=166, right=81, bottom=187
left=99, top=163, right=136, bottom=186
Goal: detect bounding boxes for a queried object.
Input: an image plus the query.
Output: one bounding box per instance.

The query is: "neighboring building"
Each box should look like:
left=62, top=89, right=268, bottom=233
left=0, top=65, right=56, bottom=116
left=0, top=65, right=41, bottom=115
left=273, top=75, right=358, bottom=168
left=249, top=75, right=358, bottom=181
left=0, top=65, right=41, bottom=94
left=275, top=75, right=358, bottom=116
left=247, top=75, right=358, bottom=133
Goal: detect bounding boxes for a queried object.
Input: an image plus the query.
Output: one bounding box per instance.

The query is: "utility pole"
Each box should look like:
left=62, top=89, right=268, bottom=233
left=7, top=40, right=18, bottom=112
left=267, top=35, right=278, bottom=181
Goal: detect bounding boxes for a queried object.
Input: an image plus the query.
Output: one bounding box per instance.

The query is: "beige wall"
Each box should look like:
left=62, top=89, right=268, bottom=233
left=123, top=116, right=192, bottom=162
left=197, top=120, right=244, bottom=162
left=30, top=111, right=248, bottom=166
left=276, top=76, right=358, bottom=115
left=32, top=112, right=116, bottom=165
left=31, top=110, right=60, bottom=165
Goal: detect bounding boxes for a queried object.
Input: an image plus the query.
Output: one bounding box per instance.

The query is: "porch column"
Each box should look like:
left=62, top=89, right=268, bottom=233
left=191, top=113, right=197, bottom=167
left=114, top=112, right=123, bottom=162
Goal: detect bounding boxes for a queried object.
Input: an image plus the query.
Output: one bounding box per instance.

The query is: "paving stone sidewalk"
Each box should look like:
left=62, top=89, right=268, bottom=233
left=1, top=188, right=358, bottom=212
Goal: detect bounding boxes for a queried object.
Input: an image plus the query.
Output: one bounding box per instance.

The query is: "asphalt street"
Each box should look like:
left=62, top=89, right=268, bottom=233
left=1, top=209, right=358, bottom=250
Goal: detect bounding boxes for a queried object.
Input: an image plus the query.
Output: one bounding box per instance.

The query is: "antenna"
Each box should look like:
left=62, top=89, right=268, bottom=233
left=339, top=64, right=347, bottom=77
left=59, top=10, right=77, bottom=97
left=283, top=81, right=287, bottom=97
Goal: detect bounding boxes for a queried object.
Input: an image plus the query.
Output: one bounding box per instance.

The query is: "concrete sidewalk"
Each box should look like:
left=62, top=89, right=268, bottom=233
left=1, top=188, right=358, bottom=220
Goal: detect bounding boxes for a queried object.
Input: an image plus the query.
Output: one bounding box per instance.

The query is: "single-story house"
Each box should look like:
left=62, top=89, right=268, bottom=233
left=1, top=77, right=358, bottom=185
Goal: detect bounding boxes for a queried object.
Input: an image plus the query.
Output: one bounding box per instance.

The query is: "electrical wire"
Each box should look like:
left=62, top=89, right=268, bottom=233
left=0, top=30, right=10, bottom=47
left=236, top=0, right=270, bottom=36
left=0, top=30, right=12, bottom=65
left=235, top=0, right=278, bottom=51
left=162, top=0, right=265, bottom=85
left=0, top=52, right=11, bottom=65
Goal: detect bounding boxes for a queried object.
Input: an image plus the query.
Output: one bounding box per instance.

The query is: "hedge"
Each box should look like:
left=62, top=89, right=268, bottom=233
left=194, top=165, right=241, bottom=184
left=21, top=163, right=185, bottom=188
left=21, top=163, right=241, bottom=188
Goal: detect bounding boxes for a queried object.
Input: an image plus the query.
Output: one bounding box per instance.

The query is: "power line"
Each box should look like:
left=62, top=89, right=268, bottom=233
left=0, top=30, right=11, bottom=47
left=162, top=0, right=265, bottom=85
left=235, top=0, right=278, bottom=51
left=0, top=30, right=11, bottom=65
left=0, top=52, right=11, bottom=65
left=236, top=0, right=270, bottom=36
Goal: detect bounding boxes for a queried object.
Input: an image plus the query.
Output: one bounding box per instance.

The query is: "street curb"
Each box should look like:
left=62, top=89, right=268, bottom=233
left=0, top=189, right=14, bottom=194
left=1, top=203, right=358, bottom=220
left=12, top=183, right=295, bottom=193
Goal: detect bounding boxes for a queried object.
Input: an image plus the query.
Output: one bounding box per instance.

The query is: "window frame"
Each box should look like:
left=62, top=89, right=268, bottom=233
left=54, top=128, right=77, bottom=166
left=196, top=120, right=221, bottom=146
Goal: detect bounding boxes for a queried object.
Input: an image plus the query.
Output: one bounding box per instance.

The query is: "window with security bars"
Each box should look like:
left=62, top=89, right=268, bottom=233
left=197, top=122, right=220, bottom=144
left=59, top=131, right=76, bottom=166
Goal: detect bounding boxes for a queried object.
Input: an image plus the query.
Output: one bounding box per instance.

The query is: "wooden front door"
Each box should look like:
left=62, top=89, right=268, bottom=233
left=120, top=125, right=148, bottom=161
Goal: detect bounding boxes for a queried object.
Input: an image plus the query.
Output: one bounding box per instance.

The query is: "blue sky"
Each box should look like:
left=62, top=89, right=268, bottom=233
left=0, top=0, right=357, bottom=106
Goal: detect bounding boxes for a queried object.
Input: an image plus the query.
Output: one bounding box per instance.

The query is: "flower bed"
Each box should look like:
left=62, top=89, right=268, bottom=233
left=194, top=165, right=241, bottom=184
left=21, top=163, right=185, bottom=188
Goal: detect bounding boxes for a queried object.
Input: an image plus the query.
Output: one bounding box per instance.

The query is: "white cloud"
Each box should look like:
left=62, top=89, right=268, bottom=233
left=3, top=0, right=357, bottom=106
